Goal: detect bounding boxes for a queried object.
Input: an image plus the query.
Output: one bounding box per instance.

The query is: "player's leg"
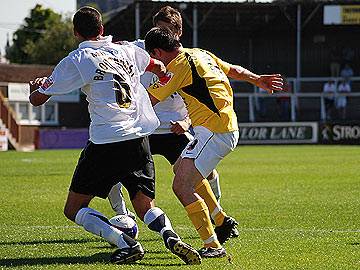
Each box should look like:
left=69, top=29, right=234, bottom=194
left=121, top=137, right=201, bottom=265
left=173, top=157, right=225, bottom=258
left=67, top=141, right=144, bottom=264
left=162, top=132, right=238, bottom=238
left=174, top=127, right=239, bottom=256
left=128, top=190, right=201, bottom=265
left=64, top=191, right=143, bottom=264
left=206, top=169, right=221, bottom=202
left=108, top=182, right=136, bottom=219
left=196, top=173, right=239, bottom=239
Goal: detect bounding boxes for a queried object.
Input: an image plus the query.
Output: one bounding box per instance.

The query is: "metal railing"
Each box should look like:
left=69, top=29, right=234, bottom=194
left=233, top=76, right=360, bottom=122
left=234, top=92, right=360, bottom=122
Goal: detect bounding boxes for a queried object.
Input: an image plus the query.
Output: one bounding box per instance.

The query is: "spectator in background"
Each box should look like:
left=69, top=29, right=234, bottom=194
left=323, top=79, right=337, bottom=121
left=329, top=45, right=341, bottom=77
left=336, top=79, right=351, bottom=120
left=340, top=64, right=354, bottom=81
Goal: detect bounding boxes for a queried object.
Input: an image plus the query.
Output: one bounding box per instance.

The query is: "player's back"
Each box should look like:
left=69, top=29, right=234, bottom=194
left=173, top=48, right=238, bottom=133
left=68, top=36, right=159, bottom=143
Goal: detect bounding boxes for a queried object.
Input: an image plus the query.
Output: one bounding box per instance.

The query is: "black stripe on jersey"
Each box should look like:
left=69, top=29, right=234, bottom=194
left=182, top=52, right=220, bottom=116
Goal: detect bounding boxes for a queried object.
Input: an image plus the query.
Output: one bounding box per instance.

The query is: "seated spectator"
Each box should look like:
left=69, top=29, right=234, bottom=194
left=336, top=79, right=351, bottom=120
left=323, top=79, right=337, bottom=121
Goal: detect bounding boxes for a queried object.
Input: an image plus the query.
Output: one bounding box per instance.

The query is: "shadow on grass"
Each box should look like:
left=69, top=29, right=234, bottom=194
left=0, top=238, right=103, bottom=246
left=0, top=252, right=109, bottom=267
left=0, top=252, right=187, bottom=267
left=137, top=256, right=183, bottom=267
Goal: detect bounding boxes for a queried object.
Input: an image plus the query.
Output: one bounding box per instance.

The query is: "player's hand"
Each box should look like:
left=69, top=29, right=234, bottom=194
left=29, top=77, right=47, bottom=93
left=256, top=74, right=284, bottom=94
left=150, top=59, right=167, bottom=78
left=170, top=120, right=190, bottom=135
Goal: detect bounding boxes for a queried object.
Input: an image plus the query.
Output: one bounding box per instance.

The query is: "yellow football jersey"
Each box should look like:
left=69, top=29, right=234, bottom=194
left=148, top=48, right=238, bottom=133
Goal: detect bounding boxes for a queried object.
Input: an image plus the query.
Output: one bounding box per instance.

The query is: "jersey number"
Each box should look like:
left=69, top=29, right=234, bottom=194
left=114, top=74, right=131, bottom=108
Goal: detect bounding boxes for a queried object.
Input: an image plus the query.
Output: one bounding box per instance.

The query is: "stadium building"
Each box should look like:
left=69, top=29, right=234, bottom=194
left=0, top=0, right=359, bottom=150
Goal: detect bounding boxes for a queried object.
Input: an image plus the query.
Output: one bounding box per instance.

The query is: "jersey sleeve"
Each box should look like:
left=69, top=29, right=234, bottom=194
left=131, top=44, right=150, bottom=75
left=37, top=56, right=84, bottom=96
left=205, top=51, right=232, bottom=75
left=147, top=61, right=191, bottom=102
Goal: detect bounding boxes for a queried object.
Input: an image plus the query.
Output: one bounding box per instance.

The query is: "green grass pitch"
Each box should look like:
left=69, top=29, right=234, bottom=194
left=0, top=146, right=359, bottom=270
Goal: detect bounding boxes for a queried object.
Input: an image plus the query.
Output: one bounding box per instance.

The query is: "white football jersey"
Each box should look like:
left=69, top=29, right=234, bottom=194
left=38, top=36, right=159, bottom=144
left=133, top=39, right=188, bottom=134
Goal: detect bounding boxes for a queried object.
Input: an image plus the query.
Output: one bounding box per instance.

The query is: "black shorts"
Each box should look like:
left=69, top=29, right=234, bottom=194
left=149, top=133, right=190, bottom=165
left=70, top=137, right=155, bottom=200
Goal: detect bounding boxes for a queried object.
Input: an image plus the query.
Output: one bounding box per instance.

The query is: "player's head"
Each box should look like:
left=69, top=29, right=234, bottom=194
left=153, top=6, right=182, bottom=39
left=145, top=27, right=181, bottom=65
left=73, top=6, right=104, bottom=41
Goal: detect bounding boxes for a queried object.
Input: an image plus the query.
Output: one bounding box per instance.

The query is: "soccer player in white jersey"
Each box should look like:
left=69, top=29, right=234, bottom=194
left=28, top=6, right=201, bottom=265
left=108, top=6, right=239, bottom=245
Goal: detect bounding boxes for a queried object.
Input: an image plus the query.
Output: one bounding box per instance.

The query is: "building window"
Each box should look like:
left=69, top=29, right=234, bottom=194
left=8, top=101, right=58, bottom=125
left=45, top=103, right=56, bottom=122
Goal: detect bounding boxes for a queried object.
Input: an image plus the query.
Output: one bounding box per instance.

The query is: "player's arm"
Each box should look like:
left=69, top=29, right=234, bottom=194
left=29, top=57, right=84, bottom=107
left=226, top=65, right=283, bottom=93
left=145, top=58, right=166, bottom=79
left=207, top=51, right=284, bottom=93
left=147, top=62, right=191, bottom=106
left=29, top=77, right=51, bottom=106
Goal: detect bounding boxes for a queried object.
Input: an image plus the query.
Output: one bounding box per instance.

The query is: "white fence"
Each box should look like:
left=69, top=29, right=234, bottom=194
left=233, top=76, right=360, bottom=122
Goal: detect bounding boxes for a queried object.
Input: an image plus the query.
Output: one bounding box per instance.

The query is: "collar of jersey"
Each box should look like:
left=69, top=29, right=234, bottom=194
left=79, top=35, right=113, bottom=49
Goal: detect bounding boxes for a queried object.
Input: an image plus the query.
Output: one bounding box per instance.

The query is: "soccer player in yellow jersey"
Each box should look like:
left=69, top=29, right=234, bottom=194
left=145, top=27, right=283, bottom=257
left=152, top=6, right=240, bottom=242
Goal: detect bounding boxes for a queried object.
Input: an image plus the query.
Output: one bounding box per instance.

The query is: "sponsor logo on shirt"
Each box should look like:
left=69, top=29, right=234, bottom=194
left=41, top=76, right=54, bottom=90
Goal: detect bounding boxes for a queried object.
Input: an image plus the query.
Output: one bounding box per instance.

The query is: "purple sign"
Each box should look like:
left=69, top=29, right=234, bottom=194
left=38, top=129, right=89, bottom=149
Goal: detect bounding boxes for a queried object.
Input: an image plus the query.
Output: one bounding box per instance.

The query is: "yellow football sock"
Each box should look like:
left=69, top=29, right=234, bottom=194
left=195, top=179, right=226, bottom=227
left=185, top=199, right=221, bottom=248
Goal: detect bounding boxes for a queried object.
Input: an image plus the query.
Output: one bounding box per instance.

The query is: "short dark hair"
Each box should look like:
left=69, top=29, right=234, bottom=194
left=73, top=6, right=102, bottom=39
left=145, top=27, right=181, bottom=54
left=153, top=6, right=182, bottom=35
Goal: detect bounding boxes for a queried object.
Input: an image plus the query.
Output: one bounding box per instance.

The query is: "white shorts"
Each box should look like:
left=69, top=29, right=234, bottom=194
left=336, top=97, right=347, bottom=108
left=180, top=126, right=239, bottom=178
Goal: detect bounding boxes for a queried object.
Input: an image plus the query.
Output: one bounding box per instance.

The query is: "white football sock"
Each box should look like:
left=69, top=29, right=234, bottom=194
left=143, top=207, right=175, bottom=237
left=75, top=207, right=132, bottom=248
left=108, top=183, right=128, bottom=215
left=207, top=171, right=221, bottom=202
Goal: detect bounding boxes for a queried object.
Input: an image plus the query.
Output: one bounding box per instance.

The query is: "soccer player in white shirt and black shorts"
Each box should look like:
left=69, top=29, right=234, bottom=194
left=29, top=6, right=200, bottom=265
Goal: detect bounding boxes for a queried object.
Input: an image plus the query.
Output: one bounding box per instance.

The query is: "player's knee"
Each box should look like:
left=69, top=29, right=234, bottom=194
left=172, top=177, right=188, bottom=200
